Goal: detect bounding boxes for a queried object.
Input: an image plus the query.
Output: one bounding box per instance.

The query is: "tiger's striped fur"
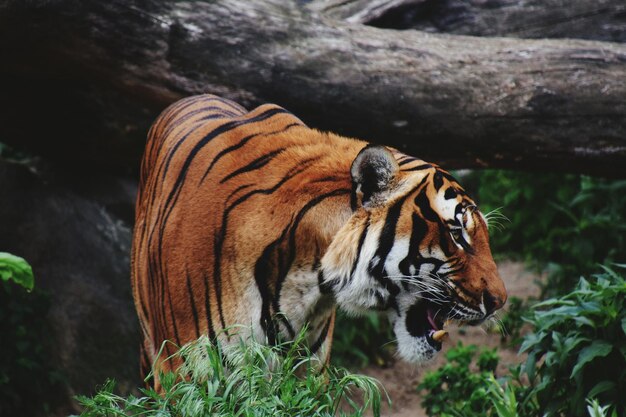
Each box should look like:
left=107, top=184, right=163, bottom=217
left=131, top=94, right=507, bottom=385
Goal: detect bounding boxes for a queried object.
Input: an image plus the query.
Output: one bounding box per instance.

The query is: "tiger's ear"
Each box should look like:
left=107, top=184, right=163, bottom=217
left=350, top=145, right=399, bottom=208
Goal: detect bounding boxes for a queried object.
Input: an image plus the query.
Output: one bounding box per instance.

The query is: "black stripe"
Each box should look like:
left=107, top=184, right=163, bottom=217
left=207, top=95, right=248, bottom=114
left=398, top=156, right=418, bottom=166
left=254, top=224, right=291, bottom=345
left=151, top=109, right=293, bottom=322
left=310, top=316, right=332, bottom=354
left=350, top=180, right=358, bottom=211
left=162, top=105, right=236, bottom=139
left=159, top=95, right=212, bottom=134
left=202, top=272, right=217, bottom=341
left=312, top=175, right=343, bottom=183
left=439, top=169, right=459, bottom=184
left=157, top=257, right=168, bottom=349
left=254, top=188, right=350, bottom=343
left=454, top=281, right=481, bottom=304
left=198, top=113, right=236, bottom=121
left=273, top=188, right=351, bottom=337
left=186, top=272, right=200, bottom=339
left=318, top=270, right=334, bottom=294
left=398, top=213, right=429, bottom=289
left=161, top=107, right=289, bottom=214
left=220, top=148, right=285, bottom=183
left=142, top=114, right=225, bottom=284
left=146, top=256, right=161, bottom=346
left=312, top=254, right=321, bottom=272
left=434, top=171, right=444, bottom=191
left=414, top=188, right=439, bottom=224
left=369, top=195, right=410, bottom=302
left=350, top=216, right=370, bottom=278
left=225, top=183, right=254, bottom=205
left=200, top=123, right=301, bottom=185
left=165, top=281, right=181, bottom=347
left=443, top=187, right=457, bottom=200
left=201, top=133, right=257, bottom=182
left=415, top=187, right=456, bottom=257
left=215, top=156, right=321, bottom=334
left=199, top=107, right=238, bottom=117
left=401, top=163, right=432, bottom=172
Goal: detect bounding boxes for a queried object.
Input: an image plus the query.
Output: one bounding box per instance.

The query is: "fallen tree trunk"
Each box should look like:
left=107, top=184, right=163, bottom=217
left=313, top=0, right=626, bottom=43
left=1, top=0, right=625, bottom=176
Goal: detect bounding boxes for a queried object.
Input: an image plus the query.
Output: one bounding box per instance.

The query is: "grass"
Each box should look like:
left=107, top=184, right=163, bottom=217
left=77, top=329, right=387, bottom=417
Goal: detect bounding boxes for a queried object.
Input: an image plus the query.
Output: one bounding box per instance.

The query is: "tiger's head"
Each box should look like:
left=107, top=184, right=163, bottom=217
left=321, top=145, right=507, bottom=363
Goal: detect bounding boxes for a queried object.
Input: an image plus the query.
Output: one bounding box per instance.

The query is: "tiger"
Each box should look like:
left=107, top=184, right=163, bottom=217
left=131, top=94, right=507, bottom=385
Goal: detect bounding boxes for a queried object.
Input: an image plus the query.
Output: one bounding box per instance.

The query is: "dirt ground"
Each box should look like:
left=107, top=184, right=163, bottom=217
left=359, top=260, right=542, bottom=417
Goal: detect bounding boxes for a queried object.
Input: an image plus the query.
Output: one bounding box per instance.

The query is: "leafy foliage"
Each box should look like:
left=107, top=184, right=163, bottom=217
left=517, top=267, right=626, bottom=417
left=417, top=343, right=500, bottom=416
left=0, top=252, right=34, bottom=291
left=586, top=399, right=619, bottom=417
left=419, top=267, right=625, bottom=417
left=464, top=171, right=626, bottom=295
left=0, top=258, right=65, bottom=416
left=78, top=330, right=386, bottom=417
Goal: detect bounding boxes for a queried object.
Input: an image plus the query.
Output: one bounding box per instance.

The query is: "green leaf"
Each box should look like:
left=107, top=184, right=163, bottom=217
left=621, top=316, right=626, bottom=336
left=587, top=380, right=615, bottom=399
left=0, top=252, right=34, bottom=291
left=573, top=316, right=596, bottom=328
left=570, top=341, right=613, bottom=379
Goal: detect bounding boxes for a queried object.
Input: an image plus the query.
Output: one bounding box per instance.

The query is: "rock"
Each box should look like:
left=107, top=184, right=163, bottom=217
left=0, top=159, right=141, bottom=414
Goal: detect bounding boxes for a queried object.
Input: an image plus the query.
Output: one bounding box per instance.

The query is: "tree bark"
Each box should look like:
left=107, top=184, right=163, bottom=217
left=308, top=0, right=428, bottom=24
left=314, top=0, right=626, bottom=43
left=1, top=0, right=625, bottom=176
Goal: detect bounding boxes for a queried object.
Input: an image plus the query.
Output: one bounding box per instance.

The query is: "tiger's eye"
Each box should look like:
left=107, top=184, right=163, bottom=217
left=450, top=228, right=462, bottom=242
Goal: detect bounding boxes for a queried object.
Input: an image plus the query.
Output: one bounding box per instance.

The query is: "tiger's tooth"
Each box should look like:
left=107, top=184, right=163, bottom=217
left=444, top=319, right=452, bottom=328
left=432, top=330, right=448, bottom=342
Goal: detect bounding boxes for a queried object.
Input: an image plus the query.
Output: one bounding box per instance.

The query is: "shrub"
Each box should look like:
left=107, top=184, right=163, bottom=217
left=518, top=267, right=626, bottom=417
left=419, top=267, right=625, bottom=417
left=0, top=253, right=65, bottom=416
left=78, top=330, right=386, bottom=417
left=417, top=342, right=500, bottom=416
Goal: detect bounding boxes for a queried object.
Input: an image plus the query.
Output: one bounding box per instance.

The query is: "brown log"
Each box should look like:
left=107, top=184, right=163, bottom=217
left=1, top=0, right=625, bottom=176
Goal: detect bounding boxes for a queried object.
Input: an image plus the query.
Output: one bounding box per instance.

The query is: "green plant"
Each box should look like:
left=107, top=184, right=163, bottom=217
left=0, top=254, right=65, bottom=416
left=483, top=374, right=520, bottom=417
left=464, top=171, right=626, bottom=295
left=0, top=252, right=34, bottom=291
left=518, top=267, right=626, bottom=417
left=331, top=311, right=394, bottom=368
left=417, top=342, right=500, bottom=416
left=586, top=398, right=618, bottom=417
left=78, top=330, right=386, bottom=417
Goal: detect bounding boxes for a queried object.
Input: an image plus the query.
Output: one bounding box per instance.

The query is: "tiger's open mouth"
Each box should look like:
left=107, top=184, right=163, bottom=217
left=406, top=300, right=451, bottom=351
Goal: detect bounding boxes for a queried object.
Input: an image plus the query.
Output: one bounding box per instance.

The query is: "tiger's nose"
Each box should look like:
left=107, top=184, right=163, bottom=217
left=482, top=290, right=506, bottom=315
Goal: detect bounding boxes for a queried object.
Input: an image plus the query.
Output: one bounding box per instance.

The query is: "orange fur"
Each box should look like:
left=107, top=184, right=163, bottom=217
left=131, top=94, right=506, bottom=386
